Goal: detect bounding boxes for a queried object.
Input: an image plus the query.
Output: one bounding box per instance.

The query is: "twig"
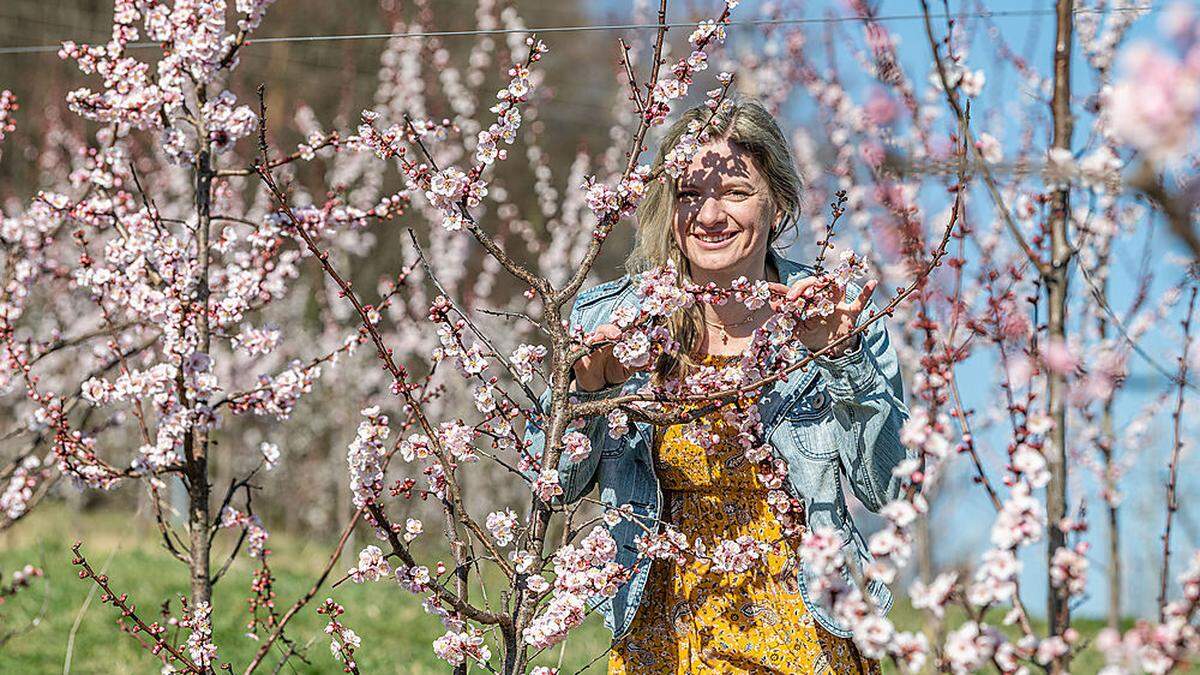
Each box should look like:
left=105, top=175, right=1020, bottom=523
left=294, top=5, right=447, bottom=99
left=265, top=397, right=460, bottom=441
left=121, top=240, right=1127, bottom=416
left=70, top=542, right=201, bottom=673
left=243, top=508, right=363, bottom=674
left=407, top=229, right=545, bottom=409
left=63, top=544, right=120, bottom=674
left=919, top=0, right=1048, bottom=277
left=617, top=39, right=645, bottom=115
left=1159, top=285, right=1197, bottom=619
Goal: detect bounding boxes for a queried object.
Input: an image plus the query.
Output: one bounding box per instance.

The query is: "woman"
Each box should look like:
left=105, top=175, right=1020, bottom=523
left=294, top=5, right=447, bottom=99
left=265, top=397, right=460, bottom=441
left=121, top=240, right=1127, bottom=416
left=531, top=99, right=910, bottom=673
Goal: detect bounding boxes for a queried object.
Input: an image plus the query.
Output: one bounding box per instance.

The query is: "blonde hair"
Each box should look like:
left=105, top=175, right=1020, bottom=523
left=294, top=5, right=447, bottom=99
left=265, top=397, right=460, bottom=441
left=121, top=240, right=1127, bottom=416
left=628, top=98, right=803, bottom=381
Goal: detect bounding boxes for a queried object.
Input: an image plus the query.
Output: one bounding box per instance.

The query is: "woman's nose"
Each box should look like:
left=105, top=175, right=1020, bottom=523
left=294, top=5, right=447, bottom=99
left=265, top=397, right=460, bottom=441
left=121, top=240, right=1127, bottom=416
left=697, top=195, right=723, bottom=225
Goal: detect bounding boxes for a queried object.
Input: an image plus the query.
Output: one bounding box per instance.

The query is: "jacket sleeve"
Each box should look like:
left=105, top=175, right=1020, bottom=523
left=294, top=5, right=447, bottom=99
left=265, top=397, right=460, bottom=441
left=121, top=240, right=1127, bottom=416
left=521, top=295, right=624, bottom=505
left=812, top=299, right=912, bottom=512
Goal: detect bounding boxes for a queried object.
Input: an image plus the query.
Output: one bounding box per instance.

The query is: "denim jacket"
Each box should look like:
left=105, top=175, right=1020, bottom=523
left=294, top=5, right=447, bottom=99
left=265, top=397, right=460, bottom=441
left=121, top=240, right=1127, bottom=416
left=525, top=249, right=912, bottom=640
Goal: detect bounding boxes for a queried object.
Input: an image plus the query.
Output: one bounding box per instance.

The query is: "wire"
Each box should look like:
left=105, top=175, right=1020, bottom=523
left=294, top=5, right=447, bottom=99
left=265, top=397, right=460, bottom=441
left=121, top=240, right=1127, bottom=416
left=0, top=5, right=1155, bottom=56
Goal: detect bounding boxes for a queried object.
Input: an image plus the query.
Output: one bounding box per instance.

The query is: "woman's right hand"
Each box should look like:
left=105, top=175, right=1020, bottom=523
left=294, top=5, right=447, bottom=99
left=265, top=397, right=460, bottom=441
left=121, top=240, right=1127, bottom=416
left=573, top=323, right=633, bottom=392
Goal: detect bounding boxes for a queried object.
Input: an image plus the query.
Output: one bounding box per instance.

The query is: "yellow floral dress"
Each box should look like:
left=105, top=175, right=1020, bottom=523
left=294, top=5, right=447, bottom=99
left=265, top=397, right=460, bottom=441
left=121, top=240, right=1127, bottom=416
left=608, top=355, right=880, bottom=675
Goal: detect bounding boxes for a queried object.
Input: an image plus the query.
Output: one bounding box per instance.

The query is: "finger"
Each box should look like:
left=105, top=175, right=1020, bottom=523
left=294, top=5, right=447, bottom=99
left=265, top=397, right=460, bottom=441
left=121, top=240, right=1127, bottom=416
left=585, top=323, right=621, bottom=345
left=850, top=279, right=879, bottom=312
left=767, top=282, right=791, bottom=297
left=787, top=276, right=820, bottom=301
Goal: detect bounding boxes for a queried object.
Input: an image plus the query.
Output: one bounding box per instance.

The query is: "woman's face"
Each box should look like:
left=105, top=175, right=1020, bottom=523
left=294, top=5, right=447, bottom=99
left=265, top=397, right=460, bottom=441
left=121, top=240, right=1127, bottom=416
left=672, top=138, right=779, bottom=284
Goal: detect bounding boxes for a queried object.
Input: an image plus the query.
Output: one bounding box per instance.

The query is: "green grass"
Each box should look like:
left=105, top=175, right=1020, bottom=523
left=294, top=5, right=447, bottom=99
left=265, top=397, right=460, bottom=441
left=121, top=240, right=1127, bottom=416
left=0, top=505, right=610, bottom=674
left=0, top=505, right=1188, bottom=673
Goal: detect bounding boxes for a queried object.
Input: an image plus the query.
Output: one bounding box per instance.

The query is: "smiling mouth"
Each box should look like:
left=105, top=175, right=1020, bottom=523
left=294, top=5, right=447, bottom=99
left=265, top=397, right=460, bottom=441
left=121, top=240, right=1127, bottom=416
left=693, top=231, right=738, bottom=243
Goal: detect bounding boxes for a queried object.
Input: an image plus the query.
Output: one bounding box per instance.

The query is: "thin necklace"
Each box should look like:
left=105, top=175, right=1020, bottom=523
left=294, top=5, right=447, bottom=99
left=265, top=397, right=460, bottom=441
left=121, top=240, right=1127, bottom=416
left=702, top=306, right=767, bottom=344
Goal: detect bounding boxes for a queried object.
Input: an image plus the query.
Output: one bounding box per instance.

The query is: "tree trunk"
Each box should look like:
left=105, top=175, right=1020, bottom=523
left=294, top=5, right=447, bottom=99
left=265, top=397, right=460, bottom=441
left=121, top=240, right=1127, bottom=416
left=1046, top=1, right=1075, bottom=671
left=188, top=144, right=214, bottom=609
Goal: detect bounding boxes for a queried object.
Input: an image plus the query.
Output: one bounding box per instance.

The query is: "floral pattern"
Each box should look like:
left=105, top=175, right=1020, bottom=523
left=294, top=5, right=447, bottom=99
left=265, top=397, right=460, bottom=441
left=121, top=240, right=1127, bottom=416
left=609, top=356, right=880, bottom=674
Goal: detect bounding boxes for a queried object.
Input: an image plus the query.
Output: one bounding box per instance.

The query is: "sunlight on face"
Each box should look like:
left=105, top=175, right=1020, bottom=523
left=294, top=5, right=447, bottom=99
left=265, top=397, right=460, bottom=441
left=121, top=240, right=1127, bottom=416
left=672, top=139, right=778, bottom=285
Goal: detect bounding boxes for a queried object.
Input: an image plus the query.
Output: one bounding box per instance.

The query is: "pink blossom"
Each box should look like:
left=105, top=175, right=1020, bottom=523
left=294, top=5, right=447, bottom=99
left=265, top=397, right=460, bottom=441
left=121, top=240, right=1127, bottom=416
left=863, top=88, right=898, bottom=126
left=232, top=325, right=281, bottom=356
left=437, top=421, right=479, bottom=463
left=1108, top=42, right=1200, bottom=164
left=1049, top=542, right=1090, bottom=598
left=1011, top=444, right=1050, bottom=488
left=991, top=483, right=1045, bottom=549
left=182, top=601, right=218, bottom=668
left=975, top=132, right=1004, bottom=164
left=561, top=430, right=592, bottom=463
left=891, top=631, right=930, bottom=672
left=853, top=615, right=895, bottom=659
left=510, top=343, right=547, bottom=384
left=347, top=407, right=390, bottom=508
left=860, top=141, right=885, bottom=168
left=636, top=526, right=690, bottom=563
left=708, top=535, right=764, bottom=573
left=969, top=549, right=1020, bottom=606
left=486, top=508, right=518, bottom=546
left=1, top=455, right=46, bottom=520
left=532, top=469, right=562, bottom=502
left=0, top=90, right=16, bottom=143
left=910, top=571, right=957, bottom=619
left=259, top=442, right=280, bottom=471
left=432, top=628, right=492, bottom=667
left=1041, top=338, right=1080, bottom=375
left=404, top=518, right=424, bottom=543
left=348, top=545, right=392, bottom=583
left=944, top=621, right=1000, bottom=674
left=606, top=409, right=631, bottom=439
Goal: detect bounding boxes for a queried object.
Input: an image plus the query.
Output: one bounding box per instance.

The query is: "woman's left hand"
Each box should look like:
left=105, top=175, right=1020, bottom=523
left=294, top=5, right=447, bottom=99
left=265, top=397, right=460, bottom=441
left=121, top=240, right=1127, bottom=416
left=767, top=276, right=879, bottom=357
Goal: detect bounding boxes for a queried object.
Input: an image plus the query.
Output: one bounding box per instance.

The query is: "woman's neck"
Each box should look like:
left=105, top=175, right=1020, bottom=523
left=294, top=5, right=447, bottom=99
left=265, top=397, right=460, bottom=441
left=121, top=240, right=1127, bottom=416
left=692, top=258, right=781, bottom=356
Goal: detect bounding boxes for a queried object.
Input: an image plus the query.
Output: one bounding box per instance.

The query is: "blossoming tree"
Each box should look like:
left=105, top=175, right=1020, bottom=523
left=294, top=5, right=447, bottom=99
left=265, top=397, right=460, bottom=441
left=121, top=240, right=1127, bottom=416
left=2, top=0, right=1200, bottom=673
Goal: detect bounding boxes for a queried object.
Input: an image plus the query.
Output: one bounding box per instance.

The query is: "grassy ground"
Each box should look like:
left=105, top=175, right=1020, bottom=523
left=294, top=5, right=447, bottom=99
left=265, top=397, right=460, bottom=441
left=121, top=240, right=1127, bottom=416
left=0, top=505, right=613, bottom=674
left=0, top=504, right=1180, bottom=673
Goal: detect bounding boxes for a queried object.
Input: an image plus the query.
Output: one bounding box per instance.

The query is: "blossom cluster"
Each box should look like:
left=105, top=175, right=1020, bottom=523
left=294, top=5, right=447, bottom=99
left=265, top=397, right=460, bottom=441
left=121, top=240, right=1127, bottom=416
left=347, top=406, right=391, bottom=509
left=58, top=0, right=269, bottom=162
left=581, top=164, right=652, bottom=223
left=218, top=507, right=270, bottom=559
left=486, top=508, right=519, bottom=546
left=1107, top=6, right=1200, bottom=164
left=643, top=7, right=734, bottom=125
left=432, top=628, right=492, bottom=667
left=0, top=90, right=15, bottom=143
left=523, top=527, right=630, bottom=648
left=510, top=343, right=547, bottom=384
left=358, top=37, right=548, bottom=233
left=318, top=598, right=361, bottom=671
left=1, top=454, right=46, bottom=521
left=181, top=600, right=218, bottom=669
left=347, top=545, right=391, bottom=583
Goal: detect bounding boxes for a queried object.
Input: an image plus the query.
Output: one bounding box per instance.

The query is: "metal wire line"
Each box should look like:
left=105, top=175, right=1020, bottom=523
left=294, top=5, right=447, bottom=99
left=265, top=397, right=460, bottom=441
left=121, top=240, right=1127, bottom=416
left=0, top=5, right=1155, bottom=56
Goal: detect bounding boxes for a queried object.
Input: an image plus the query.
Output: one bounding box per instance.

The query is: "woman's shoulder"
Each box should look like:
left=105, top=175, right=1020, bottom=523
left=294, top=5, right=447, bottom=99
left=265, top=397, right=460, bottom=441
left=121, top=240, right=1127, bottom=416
left=771, top=249, right=815, bottom=285
left=574, top=276, right=632, bottom=308
left=570, top=276, right=634, bottom=327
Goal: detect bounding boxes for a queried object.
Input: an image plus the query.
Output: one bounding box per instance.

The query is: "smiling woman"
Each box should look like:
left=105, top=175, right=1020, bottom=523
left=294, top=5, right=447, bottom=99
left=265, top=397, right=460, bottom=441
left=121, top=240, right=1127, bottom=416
left=627, top=99, right=806, bottom=370
left=553, top=98, right=907, bottom=674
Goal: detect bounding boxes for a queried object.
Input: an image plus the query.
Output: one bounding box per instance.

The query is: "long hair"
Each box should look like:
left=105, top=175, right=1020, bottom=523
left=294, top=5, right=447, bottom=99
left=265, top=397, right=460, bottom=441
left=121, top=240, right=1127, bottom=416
left=628, top=98, right=804, bottom=381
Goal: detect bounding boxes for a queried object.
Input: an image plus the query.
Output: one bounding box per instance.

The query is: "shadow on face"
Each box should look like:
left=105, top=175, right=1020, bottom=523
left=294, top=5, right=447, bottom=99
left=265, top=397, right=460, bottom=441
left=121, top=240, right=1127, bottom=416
left=672, top=139, right=778, bottom=285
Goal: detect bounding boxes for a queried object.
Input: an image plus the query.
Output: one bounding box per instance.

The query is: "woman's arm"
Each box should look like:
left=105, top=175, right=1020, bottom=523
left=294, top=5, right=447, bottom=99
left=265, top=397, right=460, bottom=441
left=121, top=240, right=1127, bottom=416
left=812, top=298, right=912, bottom=512
left=520, top=292, right=626, bottom=505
